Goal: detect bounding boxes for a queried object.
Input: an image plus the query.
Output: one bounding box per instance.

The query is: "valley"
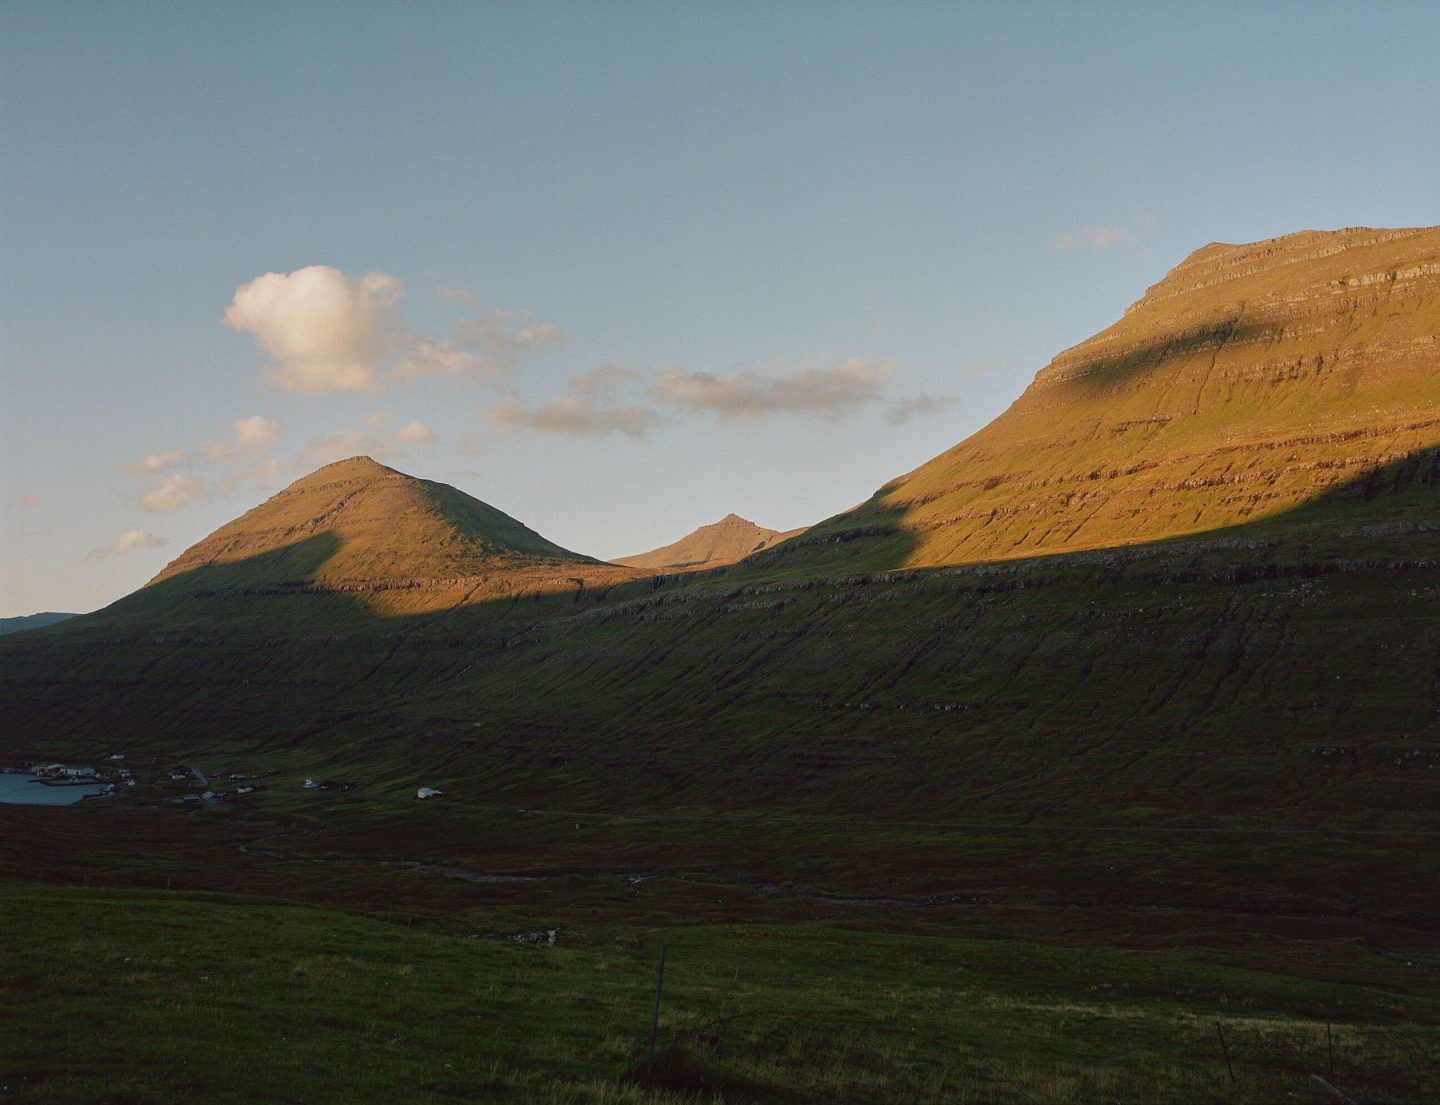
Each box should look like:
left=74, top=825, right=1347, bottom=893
left=3, top=226, right=1438, bottom=1103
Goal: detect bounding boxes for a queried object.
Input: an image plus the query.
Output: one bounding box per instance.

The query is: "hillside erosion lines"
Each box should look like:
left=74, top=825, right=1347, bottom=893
left=4, top=445, right=1438, bottom=830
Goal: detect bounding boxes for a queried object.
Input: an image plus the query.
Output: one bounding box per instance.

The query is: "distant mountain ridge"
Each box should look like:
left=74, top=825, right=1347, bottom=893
left=614, top=514, right=807, bottom=573
left=0, top=612, right=78, bottom=637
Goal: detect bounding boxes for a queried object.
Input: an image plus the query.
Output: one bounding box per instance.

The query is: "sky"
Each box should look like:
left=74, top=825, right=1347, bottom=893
left=2, top=0, right=1437, bottom=616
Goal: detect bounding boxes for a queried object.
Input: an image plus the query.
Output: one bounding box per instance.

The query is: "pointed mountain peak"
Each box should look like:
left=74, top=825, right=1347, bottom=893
left=147, top=459, right=597, bottom=590
left=305, top=454, right=394, bottom=476
left=614, top=514, right=807, bottom=573
left=286, top=455, right=402, bottom=489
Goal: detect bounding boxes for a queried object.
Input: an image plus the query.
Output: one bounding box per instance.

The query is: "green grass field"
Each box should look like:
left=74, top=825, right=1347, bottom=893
left=2, top=881, right=1437, bottom=1104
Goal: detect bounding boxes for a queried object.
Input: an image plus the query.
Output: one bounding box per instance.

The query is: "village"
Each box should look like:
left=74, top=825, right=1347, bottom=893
left=0, top=757, right=445, bottom=807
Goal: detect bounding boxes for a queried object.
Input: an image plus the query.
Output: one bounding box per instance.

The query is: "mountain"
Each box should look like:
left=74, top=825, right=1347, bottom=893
left=4, top=227, right=1438, bottom=832
left=0, top=612, right=78, bottom=637
left=152, top=455, right=589, bottom=584
left=613, top=514, right=807, bottom=572
left=756, top=226, right=1440, bottom=574
left=94, top=456, right=639, bottom=624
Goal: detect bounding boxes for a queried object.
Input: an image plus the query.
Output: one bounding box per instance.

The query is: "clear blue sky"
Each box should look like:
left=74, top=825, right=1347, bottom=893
left=2, top=0, right=1437, bottom=615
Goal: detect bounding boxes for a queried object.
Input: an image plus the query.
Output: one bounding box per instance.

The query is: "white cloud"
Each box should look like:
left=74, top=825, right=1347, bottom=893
left=225, top=266, right=568, bottom=396
left=202, top=415, right=285, bottom=461
left=210, top=455, right=286, bottom=496
left=296, top=426, right=394, bottom=471
left=394, top=308, right=570, bottom=384
left=488, top=396, right=658, bottom=438
left=119, top=450, right=188, bottom=475
left=392, top=418, right=438, bottom=445
left=225, top=266, right=403, bottom=394
left=652, top=358, right=896, bottom=420
left=436, top=285, right=478, bottom=308
left=20, top=493, right=40, bottom=509
left=294, top=414, right=442, bottom=470
left=139, top=473, right=206, bottom=512
left=233, top=415, right=283, bottom=447
left=886, top=393, right=957, bottom=426
left=1050, top=224, right=1139, bottom=252
left=115, top=529, right=169, bottom=554
left=486, top=365, right=659, bottom=438
left=88, top=529, right=169, bottom=560
left=295, top=415, right=393, bottom=469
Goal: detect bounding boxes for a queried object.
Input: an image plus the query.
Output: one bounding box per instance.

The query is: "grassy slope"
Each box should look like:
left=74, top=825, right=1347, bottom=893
left=3, top=881, right=1436, bottom=1105
left=758, top=226, right=1440, bottom=574
left=124, top=456, right=635, bottom=619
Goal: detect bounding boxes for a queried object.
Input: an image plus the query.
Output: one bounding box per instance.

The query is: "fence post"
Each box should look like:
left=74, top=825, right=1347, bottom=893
left=646, top=945, right=667, bottom=1073
left=1326, top=1022, right=1334, bottom=1081
left=1215, top=1021, right=1235, bottom=1087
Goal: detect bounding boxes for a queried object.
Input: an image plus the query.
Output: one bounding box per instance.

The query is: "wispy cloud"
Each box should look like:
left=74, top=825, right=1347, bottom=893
left=487, top=365, right=659, bottom=438
left=394, top=310, right=570, bottom=385
left=210, top=456, right=287, bottom=496
left=886, top=393, right=957, bottom=426
left=224, top=265, right=567, bottom=396
left=1050, top=218, right=1156, bottom=253
left=391, top=418, right=438, bottom=445
left=294, top=414, right=441, bottom=470
left=653, top=358, right=896, bottom=420
left=139, top=473, right=206, bottom=512
left=119, top=450, right=188, bottom=475
left=87, top=529, right=169, bottom=560
left=296, top=427, right=394, bottom=470
left=1050, top=225, right=1136, bottom=252
left=121, top=416, right=286, bottom=508
left=201, top=415, right=285, bottom=462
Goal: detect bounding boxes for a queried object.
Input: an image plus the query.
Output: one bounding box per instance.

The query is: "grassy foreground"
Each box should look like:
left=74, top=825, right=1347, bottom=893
left=1, top=881, right=1436, bottom=1104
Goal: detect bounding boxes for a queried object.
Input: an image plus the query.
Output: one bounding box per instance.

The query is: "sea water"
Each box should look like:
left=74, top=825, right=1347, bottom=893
left=0, top=773, right=109, bottom=805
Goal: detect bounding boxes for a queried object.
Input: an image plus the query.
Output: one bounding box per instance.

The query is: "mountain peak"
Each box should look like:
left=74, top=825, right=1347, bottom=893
left=314, top=454, right=390, bottom=472
left=289, top=455, right=398, bottom=486
left=1122, top=225, right=1435, bottom=319
left=615, top=514, right=807, bottom=573
left=145, top=459, right=600, bottom=596
left=760, top=225, right=1440, bottom=572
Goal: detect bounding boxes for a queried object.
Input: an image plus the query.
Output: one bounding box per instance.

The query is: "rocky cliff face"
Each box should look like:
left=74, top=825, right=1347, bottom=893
left=613, top=514, right=807, bottom=573
left=765, top=226, right=1440, bottom=571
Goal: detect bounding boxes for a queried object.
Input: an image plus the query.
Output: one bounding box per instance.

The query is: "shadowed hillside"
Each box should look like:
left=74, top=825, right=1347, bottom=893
left=3, top=447, right=1436, bottom=829
left=0, top=612, right=77, bottom=637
